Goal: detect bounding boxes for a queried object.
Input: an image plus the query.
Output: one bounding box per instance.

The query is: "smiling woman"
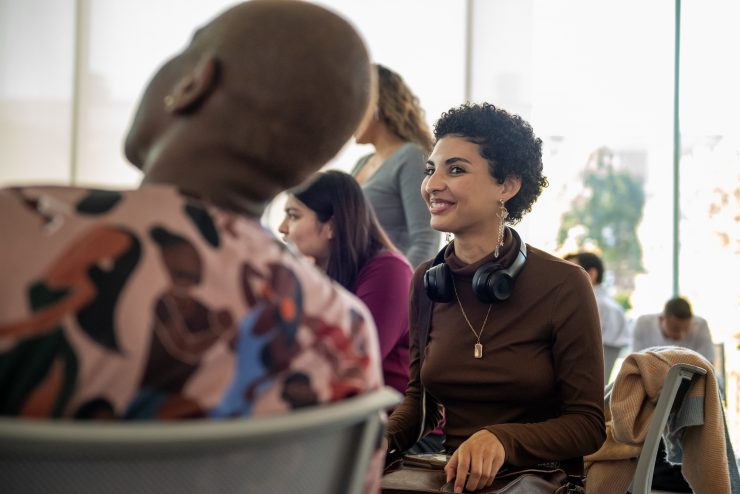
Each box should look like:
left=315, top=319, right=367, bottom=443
left=385, top=103, right=606, bottom=493
left=423, top=137, right=519, bottom=257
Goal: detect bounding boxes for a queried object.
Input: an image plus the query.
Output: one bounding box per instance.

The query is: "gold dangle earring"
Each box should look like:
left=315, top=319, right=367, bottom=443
left=445, top=232, right=454, bottom=244
left=494, top=199, right=508, bottom=258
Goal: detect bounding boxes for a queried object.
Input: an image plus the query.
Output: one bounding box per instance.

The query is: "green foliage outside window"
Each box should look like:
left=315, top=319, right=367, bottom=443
left=558, top=147, right=646, bottom=296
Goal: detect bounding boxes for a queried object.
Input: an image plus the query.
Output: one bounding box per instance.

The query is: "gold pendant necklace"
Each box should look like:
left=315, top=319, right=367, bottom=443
left=452, top=278, right=492, bottom=359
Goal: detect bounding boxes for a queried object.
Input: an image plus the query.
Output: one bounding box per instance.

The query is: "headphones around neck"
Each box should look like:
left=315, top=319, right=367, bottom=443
left=423, top=228, right=527, bottom=304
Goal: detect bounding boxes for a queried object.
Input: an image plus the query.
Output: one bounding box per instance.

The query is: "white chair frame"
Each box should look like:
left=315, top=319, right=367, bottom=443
left=629, top=363, right=706, bottom=494
left=0, top=386, right=401, bottom=494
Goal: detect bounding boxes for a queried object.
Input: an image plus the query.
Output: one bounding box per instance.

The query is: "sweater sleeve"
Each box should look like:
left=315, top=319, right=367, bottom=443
left=396, top=150, right=440, bottom=269
left=484, top=268, right=607, bottom=465
left=386, top=264, right=442, bottom=454
left=354, top=253, right=412, bottom=360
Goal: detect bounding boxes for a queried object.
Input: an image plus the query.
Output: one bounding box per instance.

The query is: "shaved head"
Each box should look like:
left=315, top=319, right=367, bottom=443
left=125, top=0, right=372, bottom=215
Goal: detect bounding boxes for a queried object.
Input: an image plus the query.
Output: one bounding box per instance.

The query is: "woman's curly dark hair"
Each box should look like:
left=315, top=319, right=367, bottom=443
left=433, top=102, right=547, bottom=223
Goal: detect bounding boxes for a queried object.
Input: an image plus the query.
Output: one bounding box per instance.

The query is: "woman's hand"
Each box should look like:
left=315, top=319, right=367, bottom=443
left=444, top=430, right=505, bottom=493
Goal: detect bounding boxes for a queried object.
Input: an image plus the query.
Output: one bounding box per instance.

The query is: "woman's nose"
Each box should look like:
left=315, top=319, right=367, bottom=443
left=424, top=169, right=444, bottom=193
left=278, top=218, right=289, bottom=235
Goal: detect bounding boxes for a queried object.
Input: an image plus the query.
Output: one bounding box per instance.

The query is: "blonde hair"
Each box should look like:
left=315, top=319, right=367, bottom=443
left=375, top=64, right=433, bottom=153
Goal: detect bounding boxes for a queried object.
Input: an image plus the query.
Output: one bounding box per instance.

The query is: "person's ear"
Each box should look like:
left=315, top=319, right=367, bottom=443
left=586, top=267, right=599, bottom=286
left=500, top=175, right=522, bottom=201
left=324, top=219, right=335, bottom=240
left=165, top=54, right=219, bottom=114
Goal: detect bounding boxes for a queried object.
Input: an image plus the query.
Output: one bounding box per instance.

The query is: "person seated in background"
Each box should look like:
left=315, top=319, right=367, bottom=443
left=631, top=296, right=715, bottom=362
left=631, top=295, right=716, bottom=493
left=564, top=251, right=629, bottom=346
left=386, top=103, right=605, bottom=493
left=0, top=0, right=382, bottom=426
left=352, top=63, right=441, bottom=269
left=279, top=170, right=412, bottom=396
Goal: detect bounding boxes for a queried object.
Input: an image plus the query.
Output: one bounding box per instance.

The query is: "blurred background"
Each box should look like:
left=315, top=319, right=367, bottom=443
left=1, top=0, right=738, bottom=440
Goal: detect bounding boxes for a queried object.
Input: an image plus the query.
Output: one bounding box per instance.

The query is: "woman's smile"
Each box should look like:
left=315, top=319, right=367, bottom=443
left=428, top=197, right=455, bottom=215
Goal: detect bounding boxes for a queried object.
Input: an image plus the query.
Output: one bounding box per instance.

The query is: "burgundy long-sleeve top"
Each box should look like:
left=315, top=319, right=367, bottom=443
left=387, top=231, right=606, bottom=467
left=353, top=250, right=412, bottom=395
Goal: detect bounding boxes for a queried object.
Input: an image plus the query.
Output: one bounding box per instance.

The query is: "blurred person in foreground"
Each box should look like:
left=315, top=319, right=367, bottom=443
left=0, top=0, right=383, bottom=454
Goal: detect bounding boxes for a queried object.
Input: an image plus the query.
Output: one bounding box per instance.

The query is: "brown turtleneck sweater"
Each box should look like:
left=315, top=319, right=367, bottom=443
left=387, top=229, right=606, bottom=467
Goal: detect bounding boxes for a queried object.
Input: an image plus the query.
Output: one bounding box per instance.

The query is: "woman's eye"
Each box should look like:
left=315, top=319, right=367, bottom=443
left=423, top=167, right=434, bottom=176
left=449, top=166, right=464, bottom=174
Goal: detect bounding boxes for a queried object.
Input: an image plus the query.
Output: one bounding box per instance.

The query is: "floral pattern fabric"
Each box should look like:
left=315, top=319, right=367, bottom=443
left=0, top=184, right=382, bottom=420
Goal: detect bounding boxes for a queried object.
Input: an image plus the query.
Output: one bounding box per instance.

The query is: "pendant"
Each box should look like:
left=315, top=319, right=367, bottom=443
left=474, top=343, right=483, bottom=359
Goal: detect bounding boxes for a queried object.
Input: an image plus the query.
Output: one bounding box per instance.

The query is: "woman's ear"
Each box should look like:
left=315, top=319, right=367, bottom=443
left=322, top=218, right=335, bottom=240
left=165, top=54, right=219, bottom=114
left=501, top=175, right=522, bottom=202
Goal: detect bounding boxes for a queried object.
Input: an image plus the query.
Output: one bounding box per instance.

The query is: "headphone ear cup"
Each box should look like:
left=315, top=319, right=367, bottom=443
left=471, top=262, right=498, bottom=304
left=472, top=262, right=516, bottom=303
left=424, top=263, right=454, bottom=303
left=472, top=270, right=515, bottom=303
left=470, top=229, right=527, bottom=303
left=490, top=273, right=515, bottom=302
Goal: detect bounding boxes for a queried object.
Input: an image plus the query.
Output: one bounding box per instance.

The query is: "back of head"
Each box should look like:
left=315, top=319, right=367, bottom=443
left=433, top=102, right=547, bottom=223
left=126, top=0, right=372, bottom=211
left=565, top=251, right=604, bottom=284
left=292, top=170, right=393, bottom=289
left=664, top=296, right=692, bottom=320
left=375, top=64, right=433, bottom=153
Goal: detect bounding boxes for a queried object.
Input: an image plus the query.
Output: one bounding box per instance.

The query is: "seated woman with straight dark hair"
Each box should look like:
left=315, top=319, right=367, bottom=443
left=279, top=170, right=412, bottom=395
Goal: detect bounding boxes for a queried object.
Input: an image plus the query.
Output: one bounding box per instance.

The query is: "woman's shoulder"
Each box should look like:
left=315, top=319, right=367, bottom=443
left=398, top=141, right=427, bottom=156
left=356, top=250, right=412, bottom=280
left=354, top=251, right=413, bottom=294
left=366, top=250, right=413, bottom=272
left=524, top=244, right=591, bottom=282
left=387, top=142, right=428, bottom=167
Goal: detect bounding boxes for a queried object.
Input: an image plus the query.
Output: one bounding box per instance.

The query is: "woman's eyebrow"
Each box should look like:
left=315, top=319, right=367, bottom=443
left=426, top=157, right=472, bottom=166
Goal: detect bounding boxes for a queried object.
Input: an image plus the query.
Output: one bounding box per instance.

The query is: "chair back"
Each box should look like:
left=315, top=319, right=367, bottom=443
left=0, top=386, right=402, bottom=494
left=629, top=363, right=706, bottom=494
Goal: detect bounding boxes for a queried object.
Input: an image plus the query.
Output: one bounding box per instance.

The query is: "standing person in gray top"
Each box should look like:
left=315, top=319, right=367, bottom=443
left=352, top=64, right=441, bottom=268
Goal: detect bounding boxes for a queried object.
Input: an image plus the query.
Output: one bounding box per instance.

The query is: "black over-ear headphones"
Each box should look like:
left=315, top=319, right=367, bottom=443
left=423, top=229, right=527, bottom=304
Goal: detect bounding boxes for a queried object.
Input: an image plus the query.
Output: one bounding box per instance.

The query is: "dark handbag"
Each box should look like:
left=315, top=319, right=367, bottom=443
left=380, top=459, right=569, bottom=494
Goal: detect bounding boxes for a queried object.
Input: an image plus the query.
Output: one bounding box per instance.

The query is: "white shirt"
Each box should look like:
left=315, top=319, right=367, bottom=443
left=630, top=313, right=715, bottom=363
left=594, top=285, right=630, bottom=347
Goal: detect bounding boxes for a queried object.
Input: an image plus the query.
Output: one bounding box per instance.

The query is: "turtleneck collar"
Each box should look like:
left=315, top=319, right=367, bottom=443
left=442, top=227, right=519, bottom=279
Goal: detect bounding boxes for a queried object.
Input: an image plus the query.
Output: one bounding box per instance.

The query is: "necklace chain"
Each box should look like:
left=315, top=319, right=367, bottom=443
left=452, top=278, right=492, bottom=345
